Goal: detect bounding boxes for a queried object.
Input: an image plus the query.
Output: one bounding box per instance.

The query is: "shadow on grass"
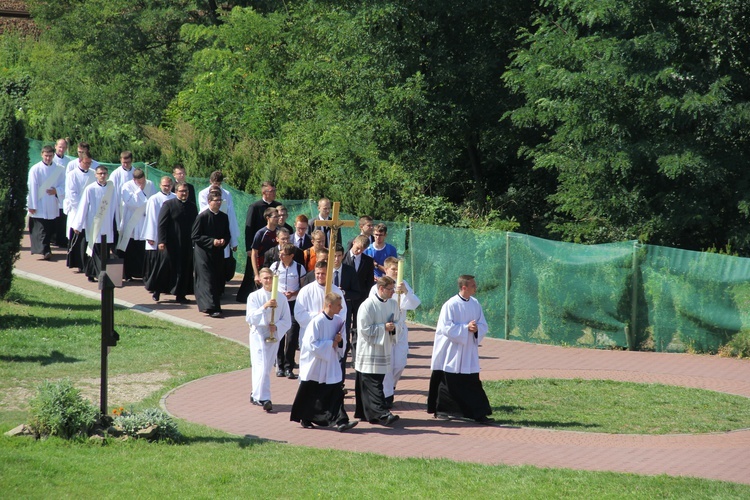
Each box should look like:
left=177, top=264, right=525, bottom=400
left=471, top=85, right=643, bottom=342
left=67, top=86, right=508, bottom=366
left=0, top=314, right=100, bottom=330
left=182, top=434, right=272, bottom=448
left=0, top=350, right=82, bottom=365
left=3, top=299, right=100, bottom=312
left=492, top=419, right=600, bottom=430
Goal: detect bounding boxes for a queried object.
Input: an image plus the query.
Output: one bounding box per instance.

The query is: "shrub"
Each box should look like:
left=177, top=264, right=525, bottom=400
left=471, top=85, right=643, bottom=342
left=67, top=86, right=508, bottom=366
left=113, top=408, right=181, bottom=442
left=0, top=94, right=29, bottom=299
left=28, top=379, right=99, bottom=439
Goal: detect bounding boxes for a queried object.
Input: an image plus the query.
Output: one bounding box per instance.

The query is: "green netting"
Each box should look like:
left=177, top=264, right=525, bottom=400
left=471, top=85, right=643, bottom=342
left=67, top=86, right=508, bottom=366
left=409, top=223, right=507, bottom=337
left=641, top=245, right=750, bottom=352
left=507, top=234, right=635, bottom=349
left=26, top=139, right=750, bottom=353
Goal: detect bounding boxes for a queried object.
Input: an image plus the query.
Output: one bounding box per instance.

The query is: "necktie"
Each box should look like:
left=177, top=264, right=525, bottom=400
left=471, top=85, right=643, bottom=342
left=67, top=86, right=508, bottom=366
left=334, top=270, right=339, bottom=286
left=355, top=256, right=360, bottom=271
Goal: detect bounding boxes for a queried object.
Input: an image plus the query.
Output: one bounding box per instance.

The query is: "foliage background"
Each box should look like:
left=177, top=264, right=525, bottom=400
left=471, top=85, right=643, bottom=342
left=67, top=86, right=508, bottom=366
left=4, top=0, right=750, bottom=249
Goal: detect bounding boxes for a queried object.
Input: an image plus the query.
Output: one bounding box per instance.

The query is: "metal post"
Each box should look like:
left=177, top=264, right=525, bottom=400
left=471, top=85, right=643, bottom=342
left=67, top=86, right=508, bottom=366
left=99, top=234, right=118, bottom=416
left=409, top=217, right=415, bottom=288
left=629, top=241, right=639, bottom=351
left=505, top=232, right=511, bottom=340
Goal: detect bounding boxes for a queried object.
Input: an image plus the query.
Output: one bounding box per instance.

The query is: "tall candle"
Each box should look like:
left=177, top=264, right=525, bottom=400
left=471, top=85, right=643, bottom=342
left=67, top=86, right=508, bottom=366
left=396, top=260, right=404, bottom=289
left=271, top=275, right=279, bottom=300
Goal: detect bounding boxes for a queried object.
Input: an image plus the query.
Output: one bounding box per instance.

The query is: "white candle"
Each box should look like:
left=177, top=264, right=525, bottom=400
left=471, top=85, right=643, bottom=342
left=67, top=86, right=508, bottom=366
left=396, top=260, right=404, bottom=289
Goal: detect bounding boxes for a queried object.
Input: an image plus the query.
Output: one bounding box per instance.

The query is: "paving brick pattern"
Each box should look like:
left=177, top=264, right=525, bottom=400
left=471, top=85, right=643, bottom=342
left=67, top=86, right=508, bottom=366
left=14, top=233, right=750, bottom=485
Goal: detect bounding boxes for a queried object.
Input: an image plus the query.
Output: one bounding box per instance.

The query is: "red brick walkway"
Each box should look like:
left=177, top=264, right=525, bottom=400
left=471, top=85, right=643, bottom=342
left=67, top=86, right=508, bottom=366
left=14, top=233, right=750, bottom=485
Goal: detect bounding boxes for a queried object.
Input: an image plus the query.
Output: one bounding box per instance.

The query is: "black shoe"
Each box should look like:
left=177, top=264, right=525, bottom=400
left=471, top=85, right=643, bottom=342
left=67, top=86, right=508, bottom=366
left=175, top=296, right=189, bottom=304
left=42, top=252, right=52, bottom=261
left=251, top=397, right=263, bottom=406
left=475, top=416, right=495, bottom=425
left=379, top=413, right=399, bottom=426
left=336, top=421, right=358, bottom=432
left=262, top=400, right=273, bottom=412
left=301, top=420, right=314, bottom=429
left=384, top=395, right=394, bottom=409
left=152, top=292, right=160, bottom=302
left=88, top=276, right=96, bottom=282
left=210, top=311, right=223, bottom=318
left=285, top=370, right=297, bottom=380
left=276, top=369, right=285, bottom=377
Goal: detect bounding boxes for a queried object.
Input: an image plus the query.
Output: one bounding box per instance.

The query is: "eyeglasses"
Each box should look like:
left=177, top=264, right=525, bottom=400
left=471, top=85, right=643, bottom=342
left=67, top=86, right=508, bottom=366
left=383, top=287, right=395, bottom=292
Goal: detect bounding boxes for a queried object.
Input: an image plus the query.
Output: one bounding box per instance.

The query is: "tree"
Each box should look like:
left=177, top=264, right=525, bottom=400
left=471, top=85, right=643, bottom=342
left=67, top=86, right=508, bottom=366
left=504, top=0, right=750, bottom=251
left=0, top=95, right=29, bottom=299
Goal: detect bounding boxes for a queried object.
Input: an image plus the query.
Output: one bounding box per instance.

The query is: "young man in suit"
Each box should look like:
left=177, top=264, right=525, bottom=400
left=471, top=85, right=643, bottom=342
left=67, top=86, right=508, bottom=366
left=343, top=235, right=375, bottom=368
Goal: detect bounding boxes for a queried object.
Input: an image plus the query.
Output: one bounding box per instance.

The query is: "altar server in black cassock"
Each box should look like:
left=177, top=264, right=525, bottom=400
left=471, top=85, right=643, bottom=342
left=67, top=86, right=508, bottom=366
left=192, top=193, right=231, bottom=318
left=290, top=292, right=357, bottom=432
left=427, top=274, right=493, bottom=424
left=158, top=182, right=198, bottom=303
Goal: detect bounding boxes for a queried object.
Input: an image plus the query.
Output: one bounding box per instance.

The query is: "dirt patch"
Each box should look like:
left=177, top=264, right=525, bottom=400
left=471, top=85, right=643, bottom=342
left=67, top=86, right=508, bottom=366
left=78, top=371, right=174, bottom=407
left=2, top=372, right=175, bottom=413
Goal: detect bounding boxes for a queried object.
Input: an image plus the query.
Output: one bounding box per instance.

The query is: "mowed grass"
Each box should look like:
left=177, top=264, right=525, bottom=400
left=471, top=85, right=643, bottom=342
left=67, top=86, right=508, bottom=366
left=0, top=277, right=249, bottom=425
left=1, top=277, right=750, bottom=497
left=485, top=378, right=750, bottom=434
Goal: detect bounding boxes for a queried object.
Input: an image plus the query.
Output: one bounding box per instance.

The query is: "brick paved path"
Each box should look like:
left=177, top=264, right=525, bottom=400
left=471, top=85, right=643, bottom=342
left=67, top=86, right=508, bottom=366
left=14, top=233, right=750, bottom=485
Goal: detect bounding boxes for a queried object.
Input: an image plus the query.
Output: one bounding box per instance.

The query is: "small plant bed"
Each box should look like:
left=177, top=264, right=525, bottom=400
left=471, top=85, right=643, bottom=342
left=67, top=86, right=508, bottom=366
left=485, top=378, right=750, bottom=434
left=6, top=379, right=181, bottom=443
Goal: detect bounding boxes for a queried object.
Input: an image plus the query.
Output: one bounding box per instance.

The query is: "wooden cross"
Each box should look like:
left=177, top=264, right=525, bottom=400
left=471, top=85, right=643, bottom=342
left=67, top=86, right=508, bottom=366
left=314, top=201, right=355, bottom=295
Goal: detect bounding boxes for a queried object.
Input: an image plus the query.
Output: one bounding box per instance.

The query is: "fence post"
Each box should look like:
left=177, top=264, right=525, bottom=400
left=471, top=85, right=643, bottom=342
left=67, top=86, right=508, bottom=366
left=409, top=217, right=415, bottom=287
left=505, top=232, right=511, bottom=340
left=629, top=241, right=639, bottom=350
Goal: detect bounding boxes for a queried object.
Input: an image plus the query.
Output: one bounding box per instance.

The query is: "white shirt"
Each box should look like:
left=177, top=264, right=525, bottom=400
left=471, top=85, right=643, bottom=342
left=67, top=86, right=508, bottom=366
left=270, top=260, right=306, bottom=294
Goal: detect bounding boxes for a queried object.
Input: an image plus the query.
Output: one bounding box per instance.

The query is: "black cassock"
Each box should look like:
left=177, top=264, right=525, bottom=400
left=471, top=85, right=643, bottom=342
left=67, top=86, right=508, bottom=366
left=158, top=198, right=198, bottom=297
left=192, top=208, right=230, bottom=313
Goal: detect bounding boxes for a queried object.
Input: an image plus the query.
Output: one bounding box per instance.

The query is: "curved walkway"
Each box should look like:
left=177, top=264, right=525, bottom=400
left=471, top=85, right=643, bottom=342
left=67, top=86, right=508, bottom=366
left=14, top=233, right=750, bottom=485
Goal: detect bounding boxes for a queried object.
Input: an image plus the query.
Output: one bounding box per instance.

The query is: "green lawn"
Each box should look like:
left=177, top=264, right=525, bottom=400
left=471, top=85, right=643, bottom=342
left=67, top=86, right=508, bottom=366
left=485, top=378, right=750, bottom=434
left=2, top=277, right=749, bottom=498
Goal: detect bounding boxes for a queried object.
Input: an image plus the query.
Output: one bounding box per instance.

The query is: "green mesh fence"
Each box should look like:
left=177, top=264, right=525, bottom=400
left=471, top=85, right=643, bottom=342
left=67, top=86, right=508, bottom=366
left=26, top=139, right=750, bottom=353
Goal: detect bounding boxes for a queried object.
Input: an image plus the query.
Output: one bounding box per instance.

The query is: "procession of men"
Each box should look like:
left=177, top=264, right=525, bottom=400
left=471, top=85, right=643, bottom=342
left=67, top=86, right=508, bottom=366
left=26, top=141, right=495, bottom=431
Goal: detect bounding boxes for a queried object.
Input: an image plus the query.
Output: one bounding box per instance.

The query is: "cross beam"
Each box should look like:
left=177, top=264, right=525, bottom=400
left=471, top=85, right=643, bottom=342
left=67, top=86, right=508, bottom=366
left=314, top=201, right=355, bottom=295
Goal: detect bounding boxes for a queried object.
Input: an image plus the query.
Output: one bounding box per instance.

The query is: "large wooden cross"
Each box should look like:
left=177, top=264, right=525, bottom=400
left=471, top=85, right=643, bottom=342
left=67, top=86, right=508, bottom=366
left=314, top=201, right=355, bottom=295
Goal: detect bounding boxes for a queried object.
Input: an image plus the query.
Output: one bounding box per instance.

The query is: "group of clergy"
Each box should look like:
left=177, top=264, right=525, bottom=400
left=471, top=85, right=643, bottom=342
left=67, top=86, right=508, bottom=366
left=241, top=182, right=495, bottom=430
left=27, top=142, right=496, bottom=429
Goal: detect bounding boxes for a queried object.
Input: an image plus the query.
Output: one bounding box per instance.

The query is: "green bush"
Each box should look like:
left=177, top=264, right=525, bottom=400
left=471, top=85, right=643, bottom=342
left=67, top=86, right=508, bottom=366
left=28, top=379, right=99, bottom=439
left=0, top=94, right=29, bottom=299
left=113, top=408, right=181, bottom=443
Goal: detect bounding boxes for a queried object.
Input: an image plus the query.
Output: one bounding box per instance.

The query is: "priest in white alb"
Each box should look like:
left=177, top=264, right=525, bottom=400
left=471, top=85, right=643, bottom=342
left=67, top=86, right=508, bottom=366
left=142, top=176, right=175, bottom=301
left=117, top=168, right=155, bottom=281
left=71, top=165, right=116, bottom=282
left=64, top=151, right=95, bottom=272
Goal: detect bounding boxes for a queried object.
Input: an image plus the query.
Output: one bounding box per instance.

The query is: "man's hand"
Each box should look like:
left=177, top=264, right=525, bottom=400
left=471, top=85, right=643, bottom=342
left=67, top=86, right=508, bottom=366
left=467, top=320, right=478, bottom=333
left=264, top=299, right=277, bottom=309
left=158, top=243, right=165, bottom=251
